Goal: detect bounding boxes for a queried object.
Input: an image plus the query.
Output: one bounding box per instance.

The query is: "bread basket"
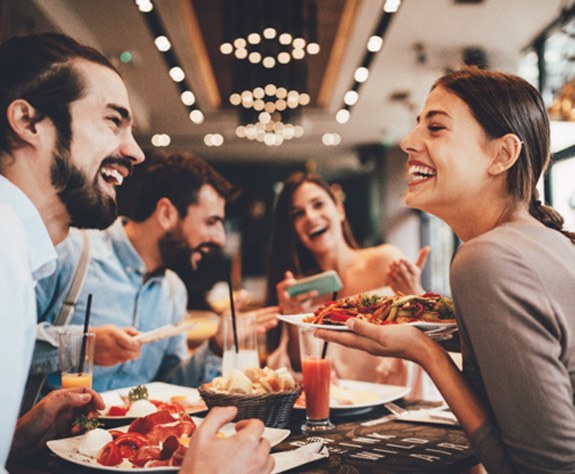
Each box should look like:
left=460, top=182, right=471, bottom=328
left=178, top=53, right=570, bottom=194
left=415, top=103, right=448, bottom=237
left=198, top=384, right=302, bottom=428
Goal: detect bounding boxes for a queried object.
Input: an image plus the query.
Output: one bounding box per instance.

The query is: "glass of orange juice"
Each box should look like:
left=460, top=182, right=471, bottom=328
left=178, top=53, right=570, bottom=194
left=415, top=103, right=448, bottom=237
left=58, top=330, right=95, bottom=389
left=298, top=326, right=335, bottom=433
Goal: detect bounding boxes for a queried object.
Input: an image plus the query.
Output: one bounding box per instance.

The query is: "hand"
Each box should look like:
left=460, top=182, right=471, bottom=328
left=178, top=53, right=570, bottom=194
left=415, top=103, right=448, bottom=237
left=316, top=318, right=434, bottom=366
left=179, top=407, right=274, bottom=474
left=92, top=324, right=141, bottom=366
left=11, top=387, right=105, bottom=460
left=387, top=246, right=430, bottom=295
left=276, top=271, right=318, bottom=315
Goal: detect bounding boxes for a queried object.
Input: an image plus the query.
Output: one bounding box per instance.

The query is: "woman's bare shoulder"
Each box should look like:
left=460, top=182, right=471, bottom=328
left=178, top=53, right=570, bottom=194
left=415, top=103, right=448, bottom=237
left=357, top=244, right=404, bottom=262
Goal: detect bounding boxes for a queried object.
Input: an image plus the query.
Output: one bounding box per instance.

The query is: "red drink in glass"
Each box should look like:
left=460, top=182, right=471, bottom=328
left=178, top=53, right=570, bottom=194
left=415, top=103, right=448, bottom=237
left=302, top=357, right=331, bottom=420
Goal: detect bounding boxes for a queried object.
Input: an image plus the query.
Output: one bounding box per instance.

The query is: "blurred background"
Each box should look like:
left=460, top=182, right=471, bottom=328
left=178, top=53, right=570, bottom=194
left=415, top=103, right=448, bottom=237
left=3, top=0, right=575, bottom=308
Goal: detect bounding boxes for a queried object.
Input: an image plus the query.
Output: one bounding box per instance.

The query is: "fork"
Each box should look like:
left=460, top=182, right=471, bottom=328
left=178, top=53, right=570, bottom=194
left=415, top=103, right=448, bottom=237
left=360, top=402, right=407, bottom=427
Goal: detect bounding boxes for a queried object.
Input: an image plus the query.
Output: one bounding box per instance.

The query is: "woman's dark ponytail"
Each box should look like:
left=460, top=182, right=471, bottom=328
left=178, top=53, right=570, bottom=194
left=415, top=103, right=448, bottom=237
left=529, top=197, right=575, bottom=243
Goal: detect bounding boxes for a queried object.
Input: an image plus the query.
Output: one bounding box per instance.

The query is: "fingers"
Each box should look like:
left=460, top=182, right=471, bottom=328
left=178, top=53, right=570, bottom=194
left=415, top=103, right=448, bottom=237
left=198, top=406, right=238, bottom=437
left=234, top=417, right=265, bottom=439
left=415, top=246, right=431, bottom=269
left=44, top=387, right=103, bottom=412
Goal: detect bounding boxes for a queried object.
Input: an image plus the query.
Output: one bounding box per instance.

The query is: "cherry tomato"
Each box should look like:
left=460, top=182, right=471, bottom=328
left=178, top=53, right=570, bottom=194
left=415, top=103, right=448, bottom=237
left=107, top=405, right=128, bottom=417
left=97, top=442, right=123, bottom=466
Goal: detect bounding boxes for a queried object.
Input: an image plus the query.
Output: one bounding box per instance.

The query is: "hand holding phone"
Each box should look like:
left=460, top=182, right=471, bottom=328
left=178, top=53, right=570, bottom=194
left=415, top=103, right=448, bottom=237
left=286, top=270, right=343, bottom=298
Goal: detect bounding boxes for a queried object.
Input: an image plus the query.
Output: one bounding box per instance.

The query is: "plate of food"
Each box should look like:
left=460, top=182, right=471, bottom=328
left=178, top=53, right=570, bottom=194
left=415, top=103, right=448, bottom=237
left=99, top=382, right=207, bottom=420
left=47, top=412, right=290, bottom=471
left=294, top=380, right=410, bottom=413
left=277, top=292, right=457, bottom=333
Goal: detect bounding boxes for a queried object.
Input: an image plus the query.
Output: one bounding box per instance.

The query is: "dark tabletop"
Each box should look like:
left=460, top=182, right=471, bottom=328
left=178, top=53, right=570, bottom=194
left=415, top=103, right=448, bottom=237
left=9, top=401, right=478, bottom=474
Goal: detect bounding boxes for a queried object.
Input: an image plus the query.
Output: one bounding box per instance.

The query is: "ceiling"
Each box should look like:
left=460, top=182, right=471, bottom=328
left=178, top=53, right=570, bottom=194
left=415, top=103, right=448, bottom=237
left=3, top=0, right=572, bottom=173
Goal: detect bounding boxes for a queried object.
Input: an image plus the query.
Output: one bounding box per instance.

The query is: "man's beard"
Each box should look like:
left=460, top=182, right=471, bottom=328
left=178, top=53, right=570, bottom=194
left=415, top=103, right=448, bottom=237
left=158, top=228, right=195, bottom=276
left=158, top=225, right=219, bottom=276
left=50, top=141, right=131, bottom=229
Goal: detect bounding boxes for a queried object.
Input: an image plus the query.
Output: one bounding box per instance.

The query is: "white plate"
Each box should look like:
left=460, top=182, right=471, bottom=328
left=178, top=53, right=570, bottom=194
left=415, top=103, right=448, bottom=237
left=99, top=382, right=207, bottom=420
left=46, top=417, right=290, bottom=472
left=294, top=379, right=410, bottom=411
left=277, top=313, right=457, bottom=332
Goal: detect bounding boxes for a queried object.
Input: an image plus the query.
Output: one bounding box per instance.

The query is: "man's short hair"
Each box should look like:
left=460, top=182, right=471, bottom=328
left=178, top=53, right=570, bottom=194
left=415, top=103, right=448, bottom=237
left=0, top=33, right=118, bottom=155
left=132, top=152, right=235, bottom=221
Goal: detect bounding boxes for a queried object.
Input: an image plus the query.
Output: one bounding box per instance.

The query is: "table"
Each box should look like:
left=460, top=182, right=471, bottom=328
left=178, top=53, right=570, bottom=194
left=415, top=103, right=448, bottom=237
left=278, top=405, right=478, bottom=473
left=8, top=402, right=479, bottom=473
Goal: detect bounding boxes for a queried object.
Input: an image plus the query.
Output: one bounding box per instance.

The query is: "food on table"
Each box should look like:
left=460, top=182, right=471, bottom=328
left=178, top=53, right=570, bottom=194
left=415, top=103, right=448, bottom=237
left=301, top=358, right=331, bottom=420
left=78, top=428, right=113, bottom=457
left=88, top=409, right=196, bottom=467
left=102, top=384, right=193, bottom=417
left=295, top=383, right=381, bottom=408
left=206, top=366, right=297, bottom=395
left=71, top=412, right=103, bottom=436
left=126, top=399, right=157, bottom=418
left=304, top=292, right=456, bottom=326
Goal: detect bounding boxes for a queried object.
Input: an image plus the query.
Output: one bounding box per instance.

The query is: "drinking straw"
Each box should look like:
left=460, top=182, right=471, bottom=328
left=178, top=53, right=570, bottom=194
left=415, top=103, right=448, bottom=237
left=321, top=291, right=339, bottom=359
left=226, top=269, right=239, bottom=354
left=78, top=293, right=92, bottom=374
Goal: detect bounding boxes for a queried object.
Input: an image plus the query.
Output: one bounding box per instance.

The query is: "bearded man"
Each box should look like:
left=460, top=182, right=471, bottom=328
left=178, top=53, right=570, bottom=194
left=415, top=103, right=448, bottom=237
left=0, top=32, right=144, bottom=469
left=32, top=152, right=278, bottom=393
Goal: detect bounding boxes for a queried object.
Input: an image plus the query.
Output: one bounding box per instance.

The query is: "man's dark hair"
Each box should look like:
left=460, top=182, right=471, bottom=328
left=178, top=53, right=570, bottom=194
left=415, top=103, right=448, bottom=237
left=0, top=32, right=118, bottom=155
left=132, top=152, right=235, bottom=221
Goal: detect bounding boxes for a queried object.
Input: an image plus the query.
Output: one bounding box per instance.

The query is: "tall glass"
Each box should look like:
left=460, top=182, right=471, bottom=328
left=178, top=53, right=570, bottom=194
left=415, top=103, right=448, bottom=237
left=58, top=329, right=95, bottom=389
left=221, top=313, right=259, bottom=377
left=299, top=326, right=335, bottom=433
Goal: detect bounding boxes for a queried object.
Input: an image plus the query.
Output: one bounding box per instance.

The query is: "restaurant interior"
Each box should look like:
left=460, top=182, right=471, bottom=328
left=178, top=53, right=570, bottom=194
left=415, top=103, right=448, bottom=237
left=4, top=1, right=575, bottom=472
left=4, top=0, right=575, bottom=307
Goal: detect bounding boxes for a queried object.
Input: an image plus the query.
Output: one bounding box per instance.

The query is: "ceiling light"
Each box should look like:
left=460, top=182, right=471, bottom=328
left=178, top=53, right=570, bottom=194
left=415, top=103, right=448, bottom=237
left=234, top=48, right=248, bottom=59
left=344, top=90, right=359, bottom=106
left=383, top=0, right=401, bottom=13
left=263, top=56, right=276, bottom=68
left=151, top=133, right=170, bottom=147
left=354, top=67, right=369, bottom=83
left=292, top=37, right=306, bottom=49
left=367, top=35, right=383, bottom=52
left=180, top=90, right=196, bottom=106
left=278, top=52, right=291, bottom=64
left=229, top=93, right=242, bottom=106
left=292, top=48, right=305, bottom=60
left=233, top=37, right=247, bottom=49
left=236, top=125, right=247, bottom=138
left=248, top=52, right=262, bottom=63
left=135, top=0, right=153, bottom=13
left=154, top=35, right=171, bottom=52
left=263, top=27, right=277, bottom=39
left=220, top=42, right=233, bottom=55
left=279, top=33, right=292, bottom=45
left=204, top=133, right=224, bottom=147
left=306, top=43, right=320, bottom=55
left=247, top=32, right=261, bottom=44
left=169, top=66, right=185, bottom=82
left=189, top=110, right=204, bottom=124
left=336, top=109, right=350, bottom=124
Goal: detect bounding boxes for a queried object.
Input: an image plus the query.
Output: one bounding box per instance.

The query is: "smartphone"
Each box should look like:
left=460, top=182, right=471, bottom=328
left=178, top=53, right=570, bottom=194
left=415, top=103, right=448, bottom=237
left=286, top=270, right=343, bottom=298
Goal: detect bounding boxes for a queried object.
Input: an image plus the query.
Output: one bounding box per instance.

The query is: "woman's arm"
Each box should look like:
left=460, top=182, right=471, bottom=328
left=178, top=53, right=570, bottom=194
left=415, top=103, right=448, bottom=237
left=316, top=321, right=487, bottom=435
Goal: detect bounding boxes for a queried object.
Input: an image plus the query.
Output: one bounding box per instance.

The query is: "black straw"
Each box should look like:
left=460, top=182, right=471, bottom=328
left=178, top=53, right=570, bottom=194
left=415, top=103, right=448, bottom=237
left=227, top=270, right=239, bottom=354
left=321, top=291, right=339, bottom=359
left=78, top=293, right=92, bottom=374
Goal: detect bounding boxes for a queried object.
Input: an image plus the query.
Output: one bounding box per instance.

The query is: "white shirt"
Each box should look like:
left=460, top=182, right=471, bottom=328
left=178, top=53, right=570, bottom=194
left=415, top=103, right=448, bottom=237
left=0, top=175, right=56, bottom=471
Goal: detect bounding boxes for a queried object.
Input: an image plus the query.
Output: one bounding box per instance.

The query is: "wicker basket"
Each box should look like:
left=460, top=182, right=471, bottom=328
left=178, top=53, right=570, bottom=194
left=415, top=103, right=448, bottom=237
left=198, top=384, right=303, bottom=428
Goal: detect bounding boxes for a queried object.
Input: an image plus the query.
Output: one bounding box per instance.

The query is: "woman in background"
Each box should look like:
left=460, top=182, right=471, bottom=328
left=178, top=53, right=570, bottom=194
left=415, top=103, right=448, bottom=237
left=319, top=67, right=575, bottom=473
left=265, top=172, right=438, bottom=400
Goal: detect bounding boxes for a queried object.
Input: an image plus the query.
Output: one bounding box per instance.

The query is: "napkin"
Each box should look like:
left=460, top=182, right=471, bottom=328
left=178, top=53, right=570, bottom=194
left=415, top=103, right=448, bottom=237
left=134, top=320, right=198, bottom=344
left=395, top=406, right=460, bottom=426
left=271, top=442, right=329, bottom=473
